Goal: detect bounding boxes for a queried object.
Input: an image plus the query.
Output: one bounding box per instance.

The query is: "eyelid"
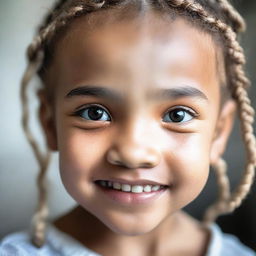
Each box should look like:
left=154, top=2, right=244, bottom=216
left=72, top=103, right=112, bottom=121
left=74, top=103, right=108, bottom=112
left=163, top=105, right=199, bottom=118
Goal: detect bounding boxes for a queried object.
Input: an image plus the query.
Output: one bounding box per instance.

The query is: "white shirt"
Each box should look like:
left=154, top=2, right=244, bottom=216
left=0, top=223, right=255, bottom=256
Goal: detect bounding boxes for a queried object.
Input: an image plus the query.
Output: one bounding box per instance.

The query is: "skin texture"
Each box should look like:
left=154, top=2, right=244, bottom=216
left=39, top=10, right=236, bottom=256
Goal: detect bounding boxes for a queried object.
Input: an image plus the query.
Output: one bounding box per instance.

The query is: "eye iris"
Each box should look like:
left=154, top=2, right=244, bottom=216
left=169, top=110, right=185, bottom=122
left=88, top=107, right=104, bottom=120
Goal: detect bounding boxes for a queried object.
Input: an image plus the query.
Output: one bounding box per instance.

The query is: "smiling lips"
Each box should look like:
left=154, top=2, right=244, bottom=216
left=95, top=180, right=168, bottom=194
left=95, top=179, right=169, bottom=205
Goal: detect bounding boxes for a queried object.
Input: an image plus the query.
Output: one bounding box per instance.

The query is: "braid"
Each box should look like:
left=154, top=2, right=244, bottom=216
left=167, top=0, right=256, bottom=221
left=227, top=84, right=256, bottom=211
left=21, top=51, right=51, bottom=247
left=203, top=158, right=230, bottom=224
left=215, top=0, right=246, bottom=33
left=22, top=0, right=106, bottom=248
left=38, top=0, right=67, bottom=34
left=27, top=0, right=107, bottom=62
left=27, top=5, right=84, bottom=62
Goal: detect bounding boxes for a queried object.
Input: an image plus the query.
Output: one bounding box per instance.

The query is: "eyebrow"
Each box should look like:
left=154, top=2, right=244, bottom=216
left=66, top=85, right=208, bottom=102
left=152, top=86, right=208, bottom=101
left=66, top=85, right=122, bottom=102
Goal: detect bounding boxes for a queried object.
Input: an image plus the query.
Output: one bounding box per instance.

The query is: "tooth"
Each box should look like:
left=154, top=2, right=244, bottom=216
left=121, top=184, right=131, bottom=192
left=131, top=185, right=143, bottom=193
left=113, top=182, right=121, bottom=190
left=143, top=185, right=152, bottom=192
left=108, top=181, right=113, bottom=187
left=151, top=185, right=160, bottom=191
left=100, top=180, right=107, bottom=187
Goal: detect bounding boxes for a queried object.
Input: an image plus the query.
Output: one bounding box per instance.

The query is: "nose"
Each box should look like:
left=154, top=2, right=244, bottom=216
left=106, top=121, right=161, bottom=169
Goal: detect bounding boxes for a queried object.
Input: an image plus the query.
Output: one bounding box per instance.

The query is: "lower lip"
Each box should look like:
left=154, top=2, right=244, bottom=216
left=96, top=184, right=168, bottom=205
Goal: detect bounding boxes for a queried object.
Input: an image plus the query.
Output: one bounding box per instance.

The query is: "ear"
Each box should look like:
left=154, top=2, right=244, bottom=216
left=38, top=89, right=58, bottom=151
left=210, top=100, right=236, bottom=164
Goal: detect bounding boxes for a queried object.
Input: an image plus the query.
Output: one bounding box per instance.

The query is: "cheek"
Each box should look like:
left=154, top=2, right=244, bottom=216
left=57, top=128, right=108, bottom=197
left=165, top=133, right=212, bottom=207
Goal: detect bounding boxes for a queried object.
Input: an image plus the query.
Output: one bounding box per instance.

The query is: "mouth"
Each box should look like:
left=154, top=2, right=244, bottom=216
left=94, top=179, right=169, bottom=205
left=95, top=180, right=169, bottom=194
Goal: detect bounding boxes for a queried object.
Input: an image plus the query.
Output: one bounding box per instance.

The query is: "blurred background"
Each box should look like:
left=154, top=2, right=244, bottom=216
left=0, top=0, right=255, bottom=251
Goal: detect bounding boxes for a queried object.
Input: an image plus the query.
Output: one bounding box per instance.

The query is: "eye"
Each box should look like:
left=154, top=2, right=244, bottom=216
left=162, top=107, right=196, bottom=123
left=75, top=105, right=111, bottom=121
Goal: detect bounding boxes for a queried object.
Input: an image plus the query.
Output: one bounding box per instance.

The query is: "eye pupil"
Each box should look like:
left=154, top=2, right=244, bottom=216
left=169, top=110, right=185, bottom=122
left=88, top=107, right=104, bottom=120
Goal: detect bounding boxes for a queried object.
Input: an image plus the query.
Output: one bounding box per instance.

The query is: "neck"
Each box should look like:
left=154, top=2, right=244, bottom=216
left=53, top=206, right=209, bottom=256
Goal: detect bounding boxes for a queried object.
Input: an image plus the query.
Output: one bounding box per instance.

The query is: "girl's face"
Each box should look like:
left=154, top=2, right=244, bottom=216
left=42, top=12, right=234, bottom=235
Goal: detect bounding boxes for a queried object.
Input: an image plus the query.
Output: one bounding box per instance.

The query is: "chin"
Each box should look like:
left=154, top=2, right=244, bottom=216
left=96, top=210, right=164, bottom=236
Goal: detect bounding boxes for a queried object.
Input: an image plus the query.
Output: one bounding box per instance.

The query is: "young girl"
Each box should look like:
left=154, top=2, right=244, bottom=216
left=1, top=0, right=256, bottom=255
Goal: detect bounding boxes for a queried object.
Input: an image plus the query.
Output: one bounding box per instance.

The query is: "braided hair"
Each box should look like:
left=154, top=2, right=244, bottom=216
left=21, top=0, right=256, bottom=247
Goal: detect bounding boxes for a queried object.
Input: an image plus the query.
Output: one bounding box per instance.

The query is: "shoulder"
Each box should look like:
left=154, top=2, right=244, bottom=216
left=0, top=229, right=60, bottom=256
left=206, top=224, right=255, bottom=256
left=0, top=225, right=101, bottom=256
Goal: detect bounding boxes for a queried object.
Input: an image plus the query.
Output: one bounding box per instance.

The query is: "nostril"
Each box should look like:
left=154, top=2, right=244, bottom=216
left=114, top=160, right=125, bottom=166
left=106, top=147, right=160, bottom=169
left=113, top=161, right=137, bottom=169
left=141, top=162, right=154, bottom=168
left=114, top=161, right=154, bottom=169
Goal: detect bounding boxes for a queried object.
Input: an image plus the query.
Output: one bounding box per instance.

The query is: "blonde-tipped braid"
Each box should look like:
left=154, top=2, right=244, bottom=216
left=226, top=84, right=256, bottom=211
left=27, top=0, right=107, bottom=62
left=39, top=0, right=67, bottom=30
left=27, top=5, right=84, bottom=62
left=22, top=1, right=106, bottom=248
left=203, top=158, right=230, bottom=225
left=21, top=50, right=51, bottom=247
left=168, top=0, right=256, bottom=222
left=216, top=0, right=246, bottom=33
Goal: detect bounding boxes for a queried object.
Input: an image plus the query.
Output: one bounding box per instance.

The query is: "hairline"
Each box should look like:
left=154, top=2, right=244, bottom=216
left=39, top=3, right=229, bottom=106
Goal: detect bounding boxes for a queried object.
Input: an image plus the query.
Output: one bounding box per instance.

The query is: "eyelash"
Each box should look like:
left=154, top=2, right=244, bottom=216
left=73, top=104, right=198, bottom=123
left=162, top=106, right=198, bottom=123
left=74, top=104, right=112, bottom=122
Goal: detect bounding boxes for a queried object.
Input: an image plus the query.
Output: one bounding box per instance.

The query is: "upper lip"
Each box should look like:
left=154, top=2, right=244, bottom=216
left=94, top=178, right=169, bottom=186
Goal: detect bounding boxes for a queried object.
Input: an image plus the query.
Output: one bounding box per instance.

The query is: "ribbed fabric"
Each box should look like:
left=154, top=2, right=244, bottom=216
left=0, top=223, right=255, bottom=255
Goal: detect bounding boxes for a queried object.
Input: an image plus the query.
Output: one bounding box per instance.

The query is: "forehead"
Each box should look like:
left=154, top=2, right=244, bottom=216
left=48, top=10, right=220, bottom=102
